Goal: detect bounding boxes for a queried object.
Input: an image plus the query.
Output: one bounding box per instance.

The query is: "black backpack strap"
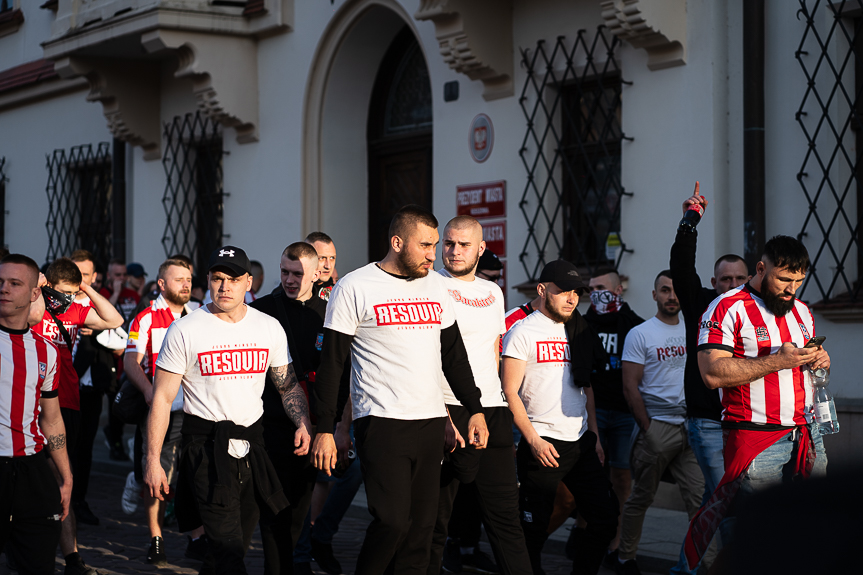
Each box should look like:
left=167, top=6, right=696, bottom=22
left=46, top=306, right=75, bottom=353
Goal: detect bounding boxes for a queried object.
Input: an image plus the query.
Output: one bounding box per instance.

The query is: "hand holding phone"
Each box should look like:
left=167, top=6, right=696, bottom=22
left=805, top=336, right=826, bottom=348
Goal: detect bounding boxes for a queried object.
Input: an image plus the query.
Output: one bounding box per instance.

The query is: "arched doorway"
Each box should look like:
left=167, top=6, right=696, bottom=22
left=366, top=27, right=433, bottom=261
left=303, top=2, right=431, bottom=272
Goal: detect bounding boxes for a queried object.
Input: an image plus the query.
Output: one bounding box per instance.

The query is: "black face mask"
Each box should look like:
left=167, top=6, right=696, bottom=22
left=41, top=285, right=74, bottom=315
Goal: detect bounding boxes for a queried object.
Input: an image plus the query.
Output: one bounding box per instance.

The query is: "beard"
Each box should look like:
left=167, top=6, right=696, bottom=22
left=545, top=297, right=574, bottom=323
left=762, top=277, right=796, bottom=317
left=445, top=252, right=480, bottom=278
left=164, top=287, right=191, bottom=306
left=396, top=250, right=430, bottom=279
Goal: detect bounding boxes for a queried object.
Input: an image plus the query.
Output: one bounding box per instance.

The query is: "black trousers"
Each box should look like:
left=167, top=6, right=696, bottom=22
left=0, top=452, right=63, bottom=575
left=447, top=482, right=482, bottom=545
left=180, top=437, right=263, bottom=575
left=259, top=426, right=317, bottom=575
left=517, top=432, right=619, bottom=575
left=353, top=416, right=446, bottom=575
left=72, top=389, right=102, bottom=503
left=428, top=406, right=531, bottom=575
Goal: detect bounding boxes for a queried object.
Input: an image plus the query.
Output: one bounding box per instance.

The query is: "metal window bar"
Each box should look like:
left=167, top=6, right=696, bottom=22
left=518, top=29, right=630, bottom=281
left=45, top=143, right=113, bottom=265
left=161, top=112, right=224, bottom=280
left=796, top=0, right=863, bottom=303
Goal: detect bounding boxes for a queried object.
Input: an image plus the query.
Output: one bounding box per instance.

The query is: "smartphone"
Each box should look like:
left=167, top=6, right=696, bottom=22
left=804, top=335, right=826, bottom=348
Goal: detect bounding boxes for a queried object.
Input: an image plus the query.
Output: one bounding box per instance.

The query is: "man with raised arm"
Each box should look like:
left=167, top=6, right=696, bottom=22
left=144, top=246, right=311, bottom=575
left=311, top=205, right=488, bottom=574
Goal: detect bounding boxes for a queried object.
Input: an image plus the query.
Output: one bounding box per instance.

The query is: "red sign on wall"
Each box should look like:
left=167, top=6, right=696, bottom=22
left=481, top=220, right=506, bottom=258
left=456, top=180, right=506, bottom=219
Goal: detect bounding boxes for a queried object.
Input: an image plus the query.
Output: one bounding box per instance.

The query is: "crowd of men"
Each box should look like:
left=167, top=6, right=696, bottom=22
left=0, top=185, right=831, bottom=575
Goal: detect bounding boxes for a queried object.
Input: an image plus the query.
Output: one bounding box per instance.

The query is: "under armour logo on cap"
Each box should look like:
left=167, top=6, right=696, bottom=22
left=209, top=245, right=251, bottom=277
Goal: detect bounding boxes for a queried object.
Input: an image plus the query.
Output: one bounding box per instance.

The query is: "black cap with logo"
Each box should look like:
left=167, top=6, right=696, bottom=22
left=538, top=259, right=589, bottom=294
left=208, top=246, right=251, bottom=277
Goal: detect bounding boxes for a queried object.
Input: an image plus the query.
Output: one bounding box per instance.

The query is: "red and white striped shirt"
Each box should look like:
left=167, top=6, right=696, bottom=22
left=0, top=325, right=59, bottom=457
left=32, top=302, right=90, bottom=411
left=127, top=294, right=188, bottom=379
left=500, top=302, right=534, bottom=353
left=698, top=284, right=815, bottom=428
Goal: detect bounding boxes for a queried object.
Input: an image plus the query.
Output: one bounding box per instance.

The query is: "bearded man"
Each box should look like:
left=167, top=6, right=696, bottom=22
left=125, top=258, right=197, bottom=566
left=682, top=235, right=830, bottom=570
left=310, top=204, right=488, bottom=574
left=501, top=260, right=619, bottom=575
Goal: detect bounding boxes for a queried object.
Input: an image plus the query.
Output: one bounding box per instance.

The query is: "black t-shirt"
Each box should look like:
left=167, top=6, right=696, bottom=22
left=584, top=303, right=644, bottom=413
left=312, top=278, right=335, bottom=303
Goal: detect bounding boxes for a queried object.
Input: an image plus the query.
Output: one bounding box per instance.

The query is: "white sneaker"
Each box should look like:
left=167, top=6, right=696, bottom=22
left=121, top=471, right=141, bottom=515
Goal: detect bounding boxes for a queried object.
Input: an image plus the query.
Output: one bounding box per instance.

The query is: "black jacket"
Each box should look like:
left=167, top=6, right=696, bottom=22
left=251, top=287, right=327, bottom=431
left=584, top=303, right=644, bottom=413
left=669, top=228, right=724, bottom=421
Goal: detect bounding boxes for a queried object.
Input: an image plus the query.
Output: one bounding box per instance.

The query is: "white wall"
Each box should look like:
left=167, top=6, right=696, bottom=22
left=0, top=89, right=110, bottom=263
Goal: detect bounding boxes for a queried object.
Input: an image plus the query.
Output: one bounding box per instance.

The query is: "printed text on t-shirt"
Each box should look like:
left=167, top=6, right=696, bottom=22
left=656, top=345, right=686, bottom=361
left=447, top=289, right=496, bottom=308
left=374, top=302, right=443, bottom=326
left=198, top=348, right=269, bottom=376
left=536, top=341, right=571, bottom=363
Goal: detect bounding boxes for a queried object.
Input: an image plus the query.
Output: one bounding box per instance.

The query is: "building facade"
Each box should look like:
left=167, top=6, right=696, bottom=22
left=1, top=0, right=860, bottom=461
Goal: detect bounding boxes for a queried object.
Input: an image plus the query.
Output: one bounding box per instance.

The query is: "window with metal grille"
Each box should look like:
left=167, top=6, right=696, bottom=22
left=0, top=1, right=11, bottom=13
left=518, top=29, right=629, bottom=282
left=45, top=143, right=113, bottom=265
left=796, top=0, right=863, bottom=306
left=161, top=112, right=224, bottom=280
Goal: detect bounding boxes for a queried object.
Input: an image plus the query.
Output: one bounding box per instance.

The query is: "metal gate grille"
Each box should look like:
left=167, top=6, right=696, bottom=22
left=45, top=143, right=112, bottom=265
left=161, top=112, right=224, bottom=279
left=518, top=28, right=628, bottom=281
left=796, top=0, right=863, bottom=303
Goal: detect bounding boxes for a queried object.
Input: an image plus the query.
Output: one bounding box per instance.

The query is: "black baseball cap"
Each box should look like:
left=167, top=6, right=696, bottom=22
left=208, top=246, right=251, bottom=277
left=478, top=249, right=503, bottom=272
left=538, top=260, right=589, bottom=294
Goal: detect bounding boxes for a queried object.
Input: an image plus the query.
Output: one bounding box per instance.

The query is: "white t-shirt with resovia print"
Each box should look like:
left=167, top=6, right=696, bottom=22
left=324, top=263, right=457, bottom=421
left=621, top=316, right=687, bottom=425
left=438, top=269, right=507, bottom=408
left=156, top=304, right=290, bottom=457
left=501, top=310, right=587, bottom=442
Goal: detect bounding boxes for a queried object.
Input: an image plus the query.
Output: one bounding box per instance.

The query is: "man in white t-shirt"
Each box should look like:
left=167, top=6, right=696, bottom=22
left=427, top=216, right=531, bottom=575
left=616, top=270, right=703, bottom=575
left=501, top=259, right=618, bottom=575
left=310, top=205, right=489, bottom=574
left=144, top=246, right=312, bottom=575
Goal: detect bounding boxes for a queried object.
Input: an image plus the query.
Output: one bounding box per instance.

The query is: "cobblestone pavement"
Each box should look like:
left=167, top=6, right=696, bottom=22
left=1, top=432, right=677, bottom=575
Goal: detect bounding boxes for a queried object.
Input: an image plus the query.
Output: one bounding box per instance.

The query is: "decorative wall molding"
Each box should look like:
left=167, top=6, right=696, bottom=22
left=414, top=0, right=513, bottom=101
left=600, top=0, right=687, bottom=71
left=142, top=30, right=259, bottom=143
left=54, top=56, right=161, bottom=159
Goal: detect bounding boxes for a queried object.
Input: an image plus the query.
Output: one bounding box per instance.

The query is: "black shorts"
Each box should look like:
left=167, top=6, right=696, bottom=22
left=0, top=451, right=63, bottom=575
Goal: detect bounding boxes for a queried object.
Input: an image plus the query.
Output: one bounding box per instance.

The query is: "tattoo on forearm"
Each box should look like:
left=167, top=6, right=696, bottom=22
left=270, top=364, right=310, bottom=429
left=46, top=434, right=66, bottom=451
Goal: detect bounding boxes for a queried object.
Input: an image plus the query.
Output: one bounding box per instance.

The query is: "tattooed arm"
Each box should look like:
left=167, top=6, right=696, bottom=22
left=39, top=396, right=73, bottom=521
left=270, top=362, right=312, bottom=456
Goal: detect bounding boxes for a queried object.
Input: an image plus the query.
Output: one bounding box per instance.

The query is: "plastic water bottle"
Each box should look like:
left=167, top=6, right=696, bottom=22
left=812, top=370, right=839, bottom=434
